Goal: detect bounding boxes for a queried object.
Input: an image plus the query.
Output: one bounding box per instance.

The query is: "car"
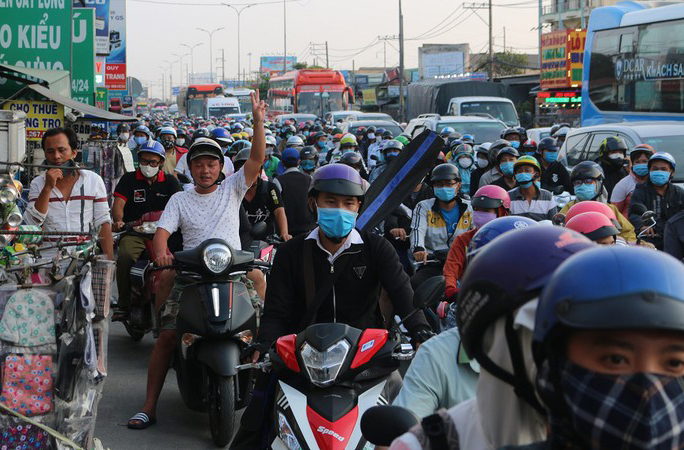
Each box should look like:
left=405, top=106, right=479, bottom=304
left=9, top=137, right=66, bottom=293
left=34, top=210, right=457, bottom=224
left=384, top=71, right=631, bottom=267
left=324, top=110, right=357, bottom=123
left=339, top=120, right=404, bottom=139
left=225, top=113, right=249, bottom=121
left=404, top=114, right=506, bottom=144
left=274, top=113, right=318, bottom=126
left=526, top=127, right=552, bottom=143
left=558, top=121, right=684, bottom=182
left=446, top=96, right=519, bottom=127
left=348, top=112, right=395, bottom=122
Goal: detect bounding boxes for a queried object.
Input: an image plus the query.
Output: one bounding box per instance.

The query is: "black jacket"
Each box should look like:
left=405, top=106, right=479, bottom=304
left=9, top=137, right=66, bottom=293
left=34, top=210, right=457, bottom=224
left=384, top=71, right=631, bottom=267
left=629, top=181, right=684, bottom=249
left=540, top=161, right=573, bottom=194
left=274, top=169, right=316, bottom=236
left=664, top=210, right=684, bottom=260
left=384, top=183, right=433, bottom=250
left=470, top=166, right=489, bottom=197
left=600, top=160, right=628, bottom=199
left=258, top=229, right=430, bottom=347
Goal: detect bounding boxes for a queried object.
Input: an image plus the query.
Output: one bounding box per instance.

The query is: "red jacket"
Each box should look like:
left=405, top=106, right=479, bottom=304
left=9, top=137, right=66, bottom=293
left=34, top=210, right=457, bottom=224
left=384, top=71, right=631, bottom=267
left=443, top=228, right=477, bottom=299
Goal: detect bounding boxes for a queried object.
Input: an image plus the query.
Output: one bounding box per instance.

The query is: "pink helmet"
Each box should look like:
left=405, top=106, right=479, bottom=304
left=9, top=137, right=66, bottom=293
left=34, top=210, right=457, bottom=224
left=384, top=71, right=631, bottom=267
left=566, top=211, right=618, bottom=242
left=566, top=200, right=618, bottom=227
left=472, top=185, right=511, bottom=212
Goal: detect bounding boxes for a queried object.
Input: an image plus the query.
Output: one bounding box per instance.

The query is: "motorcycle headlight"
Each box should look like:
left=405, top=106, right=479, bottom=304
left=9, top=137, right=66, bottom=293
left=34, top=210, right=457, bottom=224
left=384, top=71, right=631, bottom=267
left=202, top=243, right=232, bottom=274
left=300, top=340, right=350, bottom=387
left=277, top=411, right=302, bottom=450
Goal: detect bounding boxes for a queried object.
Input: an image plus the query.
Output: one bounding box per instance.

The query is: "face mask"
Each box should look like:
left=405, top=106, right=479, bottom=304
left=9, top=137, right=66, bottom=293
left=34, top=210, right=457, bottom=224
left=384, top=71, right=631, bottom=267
left=608, top=153, right=623, bottom=160
left=574, top=183, right=597, bottom=201
left=434, top=186, right=456, bottom=202
left=472, top=210, right=497, bottom=228
left=632, top=163, right=648, bottom=177
left=477, top=156, right=489, bottom=169
left=510, top=141, right=520, bottom=149
left=161, top=140, right=175, bottom=149
left=120, top=132, right=130, bottom=141
left=134, top=136, right=148, bottom=146
left=515, top=172, right=535, bottom=188
left=500, top=161, right=515, bottom=176
left=522, top=151, right=536, bottom=157
left=458, top=157, right=473, bottom=169
left=300, top=160, right=316, bottom=172
left=544, top=151, right=558, bottom=163
left=385, top=151, right=400, bottom=162
left=538, top=359, right=684, bottom=450
left=317, top=207, right=357, bottom=239
left=650, top=170, right=670, bottom=186
left=317, top=141, right=328, bottom=150
left=176, top=138, right=185, bottom=146
left=140, top=164, right=160, bottom=178
left=59, top=159, right=76, bottom=177
left=367, top=133, right=376, bottom=140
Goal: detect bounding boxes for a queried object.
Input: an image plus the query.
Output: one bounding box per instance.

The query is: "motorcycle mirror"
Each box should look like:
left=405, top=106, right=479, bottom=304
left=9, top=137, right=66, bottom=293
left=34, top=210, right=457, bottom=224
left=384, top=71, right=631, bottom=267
left=361, top=405, right=418, bottom=446
left=641, top=210, right=655, bottom=223
left=177, top=173, right=191, bottom=184
left=413, top=276, right=446, bottom=309
left=370, top=154, right=379, bottom=161
left=250, top=221, right=269, bottom=240
left=552, top=213, right=566, bottom=226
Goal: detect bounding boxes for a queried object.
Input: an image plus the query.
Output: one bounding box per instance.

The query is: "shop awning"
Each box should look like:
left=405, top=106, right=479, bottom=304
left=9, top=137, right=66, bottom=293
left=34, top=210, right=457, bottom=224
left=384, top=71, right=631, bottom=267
left=0, top=63, right=71, bottom=98
left=28, top=84, right=137, bottom=122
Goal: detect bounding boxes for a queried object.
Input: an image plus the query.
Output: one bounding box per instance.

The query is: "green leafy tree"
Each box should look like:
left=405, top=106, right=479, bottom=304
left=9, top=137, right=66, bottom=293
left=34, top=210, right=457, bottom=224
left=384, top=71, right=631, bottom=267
left=493, top=51, right=530, bottom=76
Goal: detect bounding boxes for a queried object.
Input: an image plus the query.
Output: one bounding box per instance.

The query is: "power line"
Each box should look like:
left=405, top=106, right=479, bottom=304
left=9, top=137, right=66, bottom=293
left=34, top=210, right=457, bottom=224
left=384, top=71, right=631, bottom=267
left=408, top=5, right=463, bottom=40
left=328, top=38, right=380, bottom=62
left=130, top=0, right=301, bottom=6
left=407, top=10, right=476, bottom=41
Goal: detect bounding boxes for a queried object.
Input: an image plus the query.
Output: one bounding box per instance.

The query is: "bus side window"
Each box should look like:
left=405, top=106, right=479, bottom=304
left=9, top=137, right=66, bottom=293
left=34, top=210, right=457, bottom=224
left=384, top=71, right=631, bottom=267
left=564, top=132, right=590, bottom=166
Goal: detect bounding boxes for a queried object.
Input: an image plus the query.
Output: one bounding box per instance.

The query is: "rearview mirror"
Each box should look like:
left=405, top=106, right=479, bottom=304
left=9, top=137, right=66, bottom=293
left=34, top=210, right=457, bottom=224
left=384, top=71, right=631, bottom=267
left=552, top=213, right=566, bottom=226
left=361, top=405, right=418, bottom=446
left=177, top=173, right=191, bottom=184
left=641, top=210, right=655, bottom=224
left=413, top=276, right=445, bottom=309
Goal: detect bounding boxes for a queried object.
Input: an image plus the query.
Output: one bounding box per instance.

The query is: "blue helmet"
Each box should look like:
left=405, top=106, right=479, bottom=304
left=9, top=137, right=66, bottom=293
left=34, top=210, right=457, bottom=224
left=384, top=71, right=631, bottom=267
left=440, top=126, right=456, bottom=137
left=649, top=151, right=676, bottom=171
left=461, top=134, right=475, bottom=145
left=534, top=246, right=684, bottom=349
left=210, top=127, right=232, bottom=144
left=138, top=140, right=166, bottom=161
left=134, top=125, right=152, bottom=138
left=466, top=216, right=538, bottom=261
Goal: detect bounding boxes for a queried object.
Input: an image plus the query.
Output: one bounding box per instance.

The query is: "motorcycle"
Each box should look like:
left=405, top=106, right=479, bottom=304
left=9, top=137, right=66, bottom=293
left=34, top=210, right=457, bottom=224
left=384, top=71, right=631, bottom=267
left=164, top=237, right=270, bottom=447
left=242, top=276, right=445, bottom=450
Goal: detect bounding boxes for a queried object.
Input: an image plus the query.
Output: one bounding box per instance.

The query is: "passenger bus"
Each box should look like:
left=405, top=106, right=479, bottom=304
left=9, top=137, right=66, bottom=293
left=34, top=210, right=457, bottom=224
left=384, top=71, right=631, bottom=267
left=177, top=83, right=224, bottom=117
left=267, top=69, right=353, bottom=118
left=226, top=88, right=254, bottom=114
left=582, top=2, right=684, bottom=126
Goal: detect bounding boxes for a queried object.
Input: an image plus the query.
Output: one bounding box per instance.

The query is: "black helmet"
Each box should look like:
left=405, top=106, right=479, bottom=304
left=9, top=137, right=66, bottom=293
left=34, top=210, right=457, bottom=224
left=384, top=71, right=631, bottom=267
left=430, top=163, right=461, bottom=183
left=117, top=123, right=130, bottom=133
left=381, top=130, right=393, bottom=139
left=598, top=136, right=628, bottom=160
left=570, top=161, right=604, bottom=182
left=233, top=148, right=251, bottom=170
left=187, top=138, right=225, bottom=163
left=501, top=128, right=521, bottom=141
left=515, top=126, right=527, bottom=141
left=488, top=139, right=512, bottom=165
left=366, top=126, right=377, bottom=134
left=309, top=164, right=365, bottom=198
left=496, top=146, right=519, bottom=162
left=520, top=139, right=537, bottom=154
left=537, top=137, right=559, bottom=153
left=382, top=139, right=404, bottom=153
left=193, top=127, right=210, bottom=140
left=339, top=151, right=364, bottom=171
left=281, top=124, right=296, bottom=136
left=299, top=146, right=319, bottom=161
left=313, top=131, right=327, bottom=142
left=312, top=124, right=323, bottom=132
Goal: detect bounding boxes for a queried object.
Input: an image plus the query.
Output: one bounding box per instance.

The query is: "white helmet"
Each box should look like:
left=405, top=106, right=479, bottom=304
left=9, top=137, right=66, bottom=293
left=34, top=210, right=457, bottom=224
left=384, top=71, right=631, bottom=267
left=265, top=135, right=277, bottom=147
left=244, top=127, right=254, bottom=138
left=159, top=126, right=177, bottom=138
left=286, top=135, right=304, bottom=148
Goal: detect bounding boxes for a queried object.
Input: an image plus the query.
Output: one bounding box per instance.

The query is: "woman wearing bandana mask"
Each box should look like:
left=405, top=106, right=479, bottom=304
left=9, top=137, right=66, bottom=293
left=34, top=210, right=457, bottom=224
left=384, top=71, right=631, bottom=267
left=502, top=246, right=684, bottom=450
left=598, top=136, right=629, bottom=198
left=158, top=126, right=187, bottom=175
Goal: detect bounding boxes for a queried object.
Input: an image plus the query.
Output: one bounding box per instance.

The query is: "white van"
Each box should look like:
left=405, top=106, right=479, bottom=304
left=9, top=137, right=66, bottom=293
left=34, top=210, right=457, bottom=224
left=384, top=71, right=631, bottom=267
left=206, top=97, right=241, bottom=118
left=446, top=96, right=519, bottom=127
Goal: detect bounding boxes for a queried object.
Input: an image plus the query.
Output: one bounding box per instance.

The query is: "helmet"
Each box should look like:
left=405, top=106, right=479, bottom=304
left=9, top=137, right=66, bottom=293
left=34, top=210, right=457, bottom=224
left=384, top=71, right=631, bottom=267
left=488, top=139, right=512, bottom=165
left=496, top=146, right=519, bottom=162
left=382, top=139, right=404, bottom=153
left=520, top=140, right=537, bottom=154
left=134, top=125, right=153, bottom=138
left=210, top=127, right=232, bottom=144
left=629, top=143, right=654, bottom=162
left=231, top=123, right=244, bottom=133
left=534, top=246, right=684, bottom=348
left=570, top=161, right=604, bottom=182
left=501, top=128, right=521, bottom=140
left=565, top=211, right=619, bottom=242
left=240, top=131, right=249, bottom=140
left=309, top=164, right=365, bottom=198
left=187, top=137, right=224, bottom=163
left=461, top=134, right=475, bottom=145
left=381, top=130, right=393, bottom=139
left=332, top=133, right=343, bottom=142
left=440, top=126, right=456, bottom=137
left=466, top=215, right=537, bottom=261
left=515, top=126, right=527, bottom=141
left=471, top=185, right=511, bottom=211
left=281, top=125, right=296, bottom=136
left=286, top=135, right=305, bottom=148
left=566, top=200, right=618, bottom=228
left=458, top=226, right=593, bottom=410
left=598, top=136, right=628, bottom=160
left=265, top=135, right=277, bottom=147
left=513, top=155, right=541, bottom=173
left=450, top=142, right=473, bottom=155
left=299, top=146, right=319, bottom=161
left=231, top=132, right=243, bottom=141
left=340, top=135, right=358, bottom=148
left=537, top=137, right=559, bottom=154
left=176, top=128, right=187, bottom=137
left=395, top=135, right=410, bottom=146
left=649, top=151, right=677, bottom=171
left=339, top=152, right=364, bottom=171
left=431, top=163, right=461, bottom=183
left=244, top=127, right=254, bottom=138
left=231, top=140, right=252, bottom=154
left=313, top=131, right=327, bottom=142
left=138, top=140, right=166, bottom=161
left=117, top=123, right=130, bottom=133
left=159, top=126, right=177, bottom=138
left=192, top=127, right=210, bottom=140
left=554, top=126, right=570, bottom=139
left=233, top=148, right=251, bottom=166
left=549, top=124, right=561, bottom=136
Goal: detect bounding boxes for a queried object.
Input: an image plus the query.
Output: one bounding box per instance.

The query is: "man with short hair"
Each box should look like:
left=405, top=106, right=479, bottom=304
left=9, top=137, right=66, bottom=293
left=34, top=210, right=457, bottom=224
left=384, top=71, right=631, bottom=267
left=273, top=148, right=316, bottom=237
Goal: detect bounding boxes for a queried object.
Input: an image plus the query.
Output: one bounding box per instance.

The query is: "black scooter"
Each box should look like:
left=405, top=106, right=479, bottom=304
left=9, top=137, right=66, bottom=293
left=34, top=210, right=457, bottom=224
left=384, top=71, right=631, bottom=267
left=166, top=235, right=269, bottom=447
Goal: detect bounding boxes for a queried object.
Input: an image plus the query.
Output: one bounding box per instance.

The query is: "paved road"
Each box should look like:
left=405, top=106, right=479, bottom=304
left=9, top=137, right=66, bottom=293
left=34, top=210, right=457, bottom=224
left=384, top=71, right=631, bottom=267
left=94, top=322, right=243, bottom=449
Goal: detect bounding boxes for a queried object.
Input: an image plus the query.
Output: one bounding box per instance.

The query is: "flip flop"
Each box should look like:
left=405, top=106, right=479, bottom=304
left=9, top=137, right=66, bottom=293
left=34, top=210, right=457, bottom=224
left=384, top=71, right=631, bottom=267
left=127, top=412, right=156, bottom=430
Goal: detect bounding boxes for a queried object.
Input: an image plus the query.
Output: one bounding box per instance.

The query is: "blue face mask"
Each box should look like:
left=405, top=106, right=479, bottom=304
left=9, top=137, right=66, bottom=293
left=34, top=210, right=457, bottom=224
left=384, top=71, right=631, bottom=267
left=134, top=136, right=148, bottom=146
left=316, top=141, right=328, bottom=150
left=317, top=207, right=357, bottom=239
left=500, top=161, right=515, bottom=176
left=633, top=163, right=649, bottom=177
left=510, top=141, right=520, bottom=149
left=300, top=160, right=316, bottom=172
left=544, top=151, right=558, bottom=163
left=574, top=183, right=597, bottom=201
left=434, top=187, right=457, bottom=202
left=650, top=170, right=670, bottom=186
left=515, top=172, right=535, bottom=188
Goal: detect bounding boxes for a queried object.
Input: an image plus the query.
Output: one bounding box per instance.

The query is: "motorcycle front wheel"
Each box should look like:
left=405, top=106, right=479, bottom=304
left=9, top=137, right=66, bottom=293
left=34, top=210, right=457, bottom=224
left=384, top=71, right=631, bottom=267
left=208, top=372, right=236, bottom=447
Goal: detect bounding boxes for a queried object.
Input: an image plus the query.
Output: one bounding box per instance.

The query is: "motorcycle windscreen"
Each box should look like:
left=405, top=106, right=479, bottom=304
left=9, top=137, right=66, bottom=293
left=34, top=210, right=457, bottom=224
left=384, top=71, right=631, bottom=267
left=356, top=129, right=443, bottom=232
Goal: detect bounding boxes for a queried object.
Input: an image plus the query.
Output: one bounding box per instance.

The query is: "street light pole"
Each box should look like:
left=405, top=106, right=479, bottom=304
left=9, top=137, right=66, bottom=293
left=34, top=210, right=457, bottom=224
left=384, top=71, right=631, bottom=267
left=172, top=53, right=187, bottom=85
left=197, top=27, right=225, bottom=83
left=398, top=0, right=405, bottom=121
left=283, top=0, right=287, bottom=73
left=224, top=3, right=256, bottom=85
left=181, top=42, right=203, bottom=84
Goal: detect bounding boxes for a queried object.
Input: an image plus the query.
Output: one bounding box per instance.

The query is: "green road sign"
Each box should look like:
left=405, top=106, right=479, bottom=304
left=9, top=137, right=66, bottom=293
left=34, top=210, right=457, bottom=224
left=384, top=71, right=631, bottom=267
left=95, top=87, right=108, bottom=109
left=72, top=8, right=95, bottom=105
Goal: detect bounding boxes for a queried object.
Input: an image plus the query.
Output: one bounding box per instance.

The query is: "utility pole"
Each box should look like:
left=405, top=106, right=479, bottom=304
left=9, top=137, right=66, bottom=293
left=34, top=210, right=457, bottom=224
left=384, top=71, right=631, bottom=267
left=283, top=0, right=287, bottom=73
left=247, top=52, right=252, bottom=81
left=311, top=42, right=327, bottom=67
left=398, top=0, right=405, bottom=121
left=222, top=49, right=226, bottom=83
left=378, top=35, right=397, bottom=70
left=503, top=27, right=506, bottom=52
left=464, top=2, right=493, bottom=81
left=181, top=43, right=203, bottom=84
left=325, top=41, right=329, bottom=68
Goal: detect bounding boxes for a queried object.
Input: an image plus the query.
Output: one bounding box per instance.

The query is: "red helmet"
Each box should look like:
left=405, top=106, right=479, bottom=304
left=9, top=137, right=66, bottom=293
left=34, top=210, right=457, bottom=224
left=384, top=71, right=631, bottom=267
left=566, top=211, right=619, bottom=242
left=566, top=200, right=618, bottom=228
left=472, top=185, right=511, bottom=214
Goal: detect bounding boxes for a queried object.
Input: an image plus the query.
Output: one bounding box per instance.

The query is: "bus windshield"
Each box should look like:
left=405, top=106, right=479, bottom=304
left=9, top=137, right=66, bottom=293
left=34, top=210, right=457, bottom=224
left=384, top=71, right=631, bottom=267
left=208, top=106, right=240, bottom=118
left=297, top=92, right=345, bottom=115
left=460, top=101, right=518, bottom=126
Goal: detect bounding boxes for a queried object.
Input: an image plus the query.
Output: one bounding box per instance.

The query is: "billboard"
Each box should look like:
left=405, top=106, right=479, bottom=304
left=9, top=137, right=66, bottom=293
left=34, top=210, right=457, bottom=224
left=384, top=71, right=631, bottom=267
left=105, top=0, right=126, bottom=89
left=105, top=63, right=126, bottom=90
left=260, top=56, right=297, bottom=74
left=74, top=0, right=110, bottom=55
left=3, top=101, right=65, bottom=141
left=541, top=29, right=586, bottom=89
left=72, top=8, right=96, bottom=105
left=420, top=52, right=465, bottom=79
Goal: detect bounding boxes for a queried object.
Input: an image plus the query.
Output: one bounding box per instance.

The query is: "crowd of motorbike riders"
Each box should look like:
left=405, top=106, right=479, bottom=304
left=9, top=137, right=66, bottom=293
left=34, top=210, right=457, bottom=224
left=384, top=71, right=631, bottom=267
left=30, top=89, right=684, bottom=449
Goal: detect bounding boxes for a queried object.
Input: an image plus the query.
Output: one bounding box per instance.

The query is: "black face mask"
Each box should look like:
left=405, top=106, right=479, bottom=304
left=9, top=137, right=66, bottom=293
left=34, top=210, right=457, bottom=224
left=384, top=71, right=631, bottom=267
left=60, top=159, right=77, bottom=177
left=161, top=140, right=175, bottom=149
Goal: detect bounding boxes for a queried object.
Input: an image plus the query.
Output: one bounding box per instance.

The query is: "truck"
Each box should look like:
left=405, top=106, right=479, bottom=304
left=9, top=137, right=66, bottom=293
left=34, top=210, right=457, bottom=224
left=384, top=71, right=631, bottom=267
left=205, top=97, right=241, bottom=119
left=446, top=96, right=519, bottom=127
left=0, top=110, right=27, bottom=172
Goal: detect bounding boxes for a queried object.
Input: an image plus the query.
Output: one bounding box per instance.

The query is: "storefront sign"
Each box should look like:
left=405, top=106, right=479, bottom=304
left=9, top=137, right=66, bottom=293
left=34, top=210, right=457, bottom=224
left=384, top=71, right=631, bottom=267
left=72, top=8, right=96, bottom=105
left=538, top=91, right=582, bottom=107
left=95, top=87, right=108, bottom=109
left=540, top=29, right=586, bottom=89
left=3, top=101, right=65, bottom=141
left=73, top=0, right=110, bottom=55
left=105, top=63, right=125, bottom=90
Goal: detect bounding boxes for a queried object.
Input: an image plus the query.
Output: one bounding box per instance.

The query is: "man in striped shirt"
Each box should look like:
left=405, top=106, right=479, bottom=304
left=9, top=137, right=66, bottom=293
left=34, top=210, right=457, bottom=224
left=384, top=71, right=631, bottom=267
left=507, top=156, right=558, bottom=222
left=25, top=127, right=114, bottom=260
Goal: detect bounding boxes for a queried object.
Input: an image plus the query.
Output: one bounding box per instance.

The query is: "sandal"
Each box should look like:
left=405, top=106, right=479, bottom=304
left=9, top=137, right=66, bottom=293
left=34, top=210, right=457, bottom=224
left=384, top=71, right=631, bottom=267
left=127, top=412, right=156, bottom=429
